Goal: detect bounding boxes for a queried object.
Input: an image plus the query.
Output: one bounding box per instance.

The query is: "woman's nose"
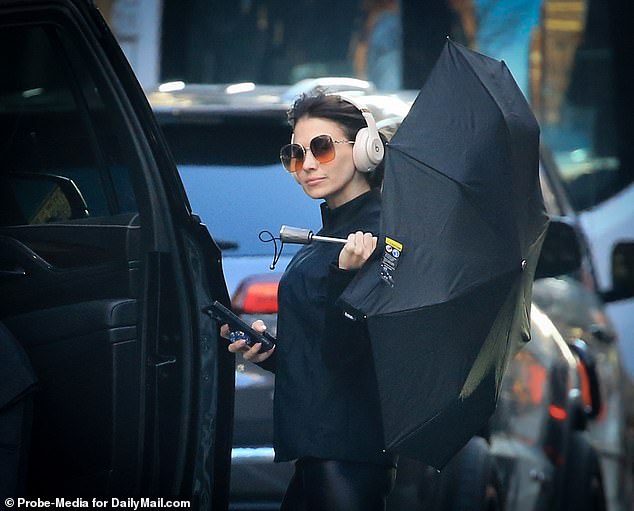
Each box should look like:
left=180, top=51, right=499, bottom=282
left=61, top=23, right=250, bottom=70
left=302, top=149, right=319, bottom=172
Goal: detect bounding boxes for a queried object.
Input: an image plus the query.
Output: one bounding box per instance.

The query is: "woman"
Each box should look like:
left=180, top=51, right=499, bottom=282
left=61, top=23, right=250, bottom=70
left=228, top=92, right=396, bottom=511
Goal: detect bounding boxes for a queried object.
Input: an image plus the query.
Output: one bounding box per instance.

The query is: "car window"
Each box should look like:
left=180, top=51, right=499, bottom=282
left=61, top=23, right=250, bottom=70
left=0, top=23, right=138, bottom=225
left=159, top=119, right=321, bottom=256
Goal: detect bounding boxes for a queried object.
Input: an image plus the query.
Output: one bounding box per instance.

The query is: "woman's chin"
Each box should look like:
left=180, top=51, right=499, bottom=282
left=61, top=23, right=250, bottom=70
left=302, top=187, right=327, bottom=201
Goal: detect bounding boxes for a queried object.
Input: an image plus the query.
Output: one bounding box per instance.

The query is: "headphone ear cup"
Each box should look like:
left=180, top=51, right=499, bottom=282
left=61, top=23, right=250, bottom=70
left=353, top=127, right=385, bottom=172
left=353, top=127, right=371, bottom=172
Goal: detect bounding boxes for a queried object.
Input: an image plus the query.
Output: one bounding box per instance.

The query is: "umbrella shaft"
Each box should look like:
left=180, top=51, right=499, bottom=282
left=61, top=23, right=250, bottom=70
left=312, top=235, right=348, bottom=244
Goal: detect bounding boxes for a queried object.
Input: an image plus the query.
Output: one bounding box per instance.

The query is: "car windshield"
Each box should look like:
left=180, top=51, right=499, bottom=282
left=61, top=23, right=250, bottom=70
left=159, top=119, right=321, bottom=256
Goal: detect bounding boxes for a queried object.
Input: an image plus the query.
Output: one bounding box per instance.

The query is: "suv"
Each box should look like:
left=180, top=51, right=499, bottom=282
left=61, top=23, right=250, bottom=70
left=148, top=82, right=629, bottom=510
left=1, top=1, right=233, bottom=506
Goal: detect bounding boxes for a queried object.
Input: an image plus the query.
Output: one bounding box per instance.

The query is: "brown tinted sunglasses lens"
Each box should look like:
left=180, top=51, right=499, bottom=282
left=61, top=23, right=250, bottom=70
left=279, top=135, right=336, bottom=172
left=310, top=135, right=336, bottom=163
left=280, top=144, right=304, bottom=172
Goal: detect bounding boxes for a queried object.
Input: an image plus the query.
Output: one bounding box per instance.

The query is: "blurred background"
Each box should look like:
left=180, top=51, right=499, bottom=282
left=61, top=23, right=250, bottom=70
left=94, top=0, right=633, bottom=394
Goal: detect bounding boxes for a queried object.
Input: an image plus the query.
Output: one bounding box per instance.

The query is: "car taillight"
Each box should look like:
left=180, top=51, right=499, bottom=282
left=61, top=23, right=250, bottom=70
left=232, top=274, right=280, bottom=314
left=548, top=404, right=567, bottom=421
left=576, top=360, right=593, bottom=413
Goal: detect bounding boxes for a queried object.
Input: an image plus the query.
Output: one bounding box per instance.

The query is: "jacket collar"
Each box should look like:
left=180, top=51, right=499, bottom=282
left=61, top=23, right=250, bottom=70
left=320, top=189, right=381, bottom=231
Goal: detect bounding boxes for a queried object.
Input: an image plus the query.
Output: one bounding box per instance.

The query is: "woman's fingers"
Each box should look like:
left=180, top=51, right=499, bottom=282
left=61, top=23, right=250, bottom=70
left=244, top=343, right=275, bottom=363
left=252, top=319, right=267, bottom=332
left=243, top=343, right=262, bottom=361
left=353, top=231, right=365, bottom=256
left=225, top=319, right=275, bottom=362
left=227, top=338, right=273, bottom=361
left=352, top=231, right=376, bottom=256
left=339, top=231, right=378, bottom=269
left=227, top=339, right=247, bottom=353
left=363, top=232, right=377, bottom=255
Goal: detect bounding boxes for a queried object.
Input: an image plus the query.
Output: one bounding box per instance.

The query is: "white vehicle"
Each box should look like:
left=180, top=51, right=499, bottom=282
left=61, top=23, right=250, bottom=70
left=472, top=0, right=634, bottom=380
left=575, top=183, right=634, bottom=373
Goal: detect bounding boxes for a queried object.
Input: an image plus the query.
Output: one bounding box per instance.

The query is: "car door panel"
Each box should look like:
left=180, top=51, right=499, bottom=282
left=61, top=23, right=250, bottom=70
left=3, top=298, right=138, bottom=494
left=0, top=220, right=141, bottom=316
left=0, top=0, right=231, bottom=504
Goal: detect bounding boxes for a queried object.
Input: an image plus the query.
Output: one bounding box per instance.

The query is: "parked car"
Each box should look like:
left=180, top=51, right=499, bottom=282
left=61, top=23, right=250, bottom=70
left=388, top=303, right=602, bottom=511
left=0, top=0, right=233, bottom=507
left=532, top=148, right=634, bottom=511
left=148, top=82, right=632, bottom=510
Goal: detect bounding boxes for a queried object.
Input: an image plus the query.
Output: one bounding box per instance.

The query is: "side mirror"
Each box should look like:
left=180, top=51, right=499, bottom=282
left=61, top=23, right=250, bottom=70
left=5, top=172, right=89, bottom=225
left=602, top=241, right=634, bottom=302
left=535, top=218, right=582, bottom=279
left=568, top=339, right=602, bottom=425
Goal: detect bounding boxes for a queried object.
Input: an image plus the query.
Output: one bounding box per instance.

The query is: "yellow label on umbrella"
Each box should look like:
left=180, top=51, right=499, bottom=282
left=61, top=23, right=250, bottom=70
left=380, top=237, right=404, bottom=287
left=385, top=237, right=403, bottom=251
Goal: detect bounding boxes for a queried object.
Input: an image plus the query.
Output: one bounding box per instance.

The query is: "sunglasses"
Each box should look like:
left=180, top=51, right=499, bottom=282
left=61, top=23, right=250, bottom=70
left=280, top=134, right=354, bottom=172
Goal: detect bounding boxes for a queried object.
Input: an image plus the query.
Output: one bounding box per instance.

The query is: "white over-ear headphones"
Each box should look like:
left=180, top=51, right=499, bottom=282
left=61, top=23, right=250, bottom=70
left=329, top=94, right=385, bottom=173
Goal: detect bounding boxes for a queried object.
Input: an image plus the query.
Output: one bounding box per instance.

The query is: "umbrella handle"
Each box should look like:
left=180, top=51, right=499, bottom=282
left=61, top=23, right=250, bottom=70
left=280, top=225, right=348, bottom=245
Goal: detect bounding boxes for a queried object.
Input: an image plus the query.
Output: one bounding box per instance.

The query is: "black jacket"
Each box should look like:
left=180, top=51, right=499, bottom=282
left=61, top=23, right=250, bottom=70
left=262, top=189, right=393, bottom=465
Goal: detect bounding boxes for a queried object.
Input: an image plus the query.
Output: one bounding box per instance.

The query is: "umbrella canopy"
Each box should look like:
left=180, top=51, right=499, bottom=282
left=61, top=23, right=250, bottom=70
left=339, top=39, right=549, bottom=469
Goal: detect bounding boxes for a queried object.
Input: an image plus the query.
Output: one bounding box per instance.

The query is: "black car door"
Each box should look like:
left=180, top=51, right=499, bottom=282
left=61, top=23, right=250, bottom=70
left=0, top=0, right=232, bottom=506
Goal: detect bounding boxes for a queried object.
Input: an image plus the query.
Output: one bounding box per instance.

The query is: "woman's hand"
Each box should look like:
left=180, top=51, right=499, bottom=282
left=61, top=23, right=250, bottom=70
left=338, top=231, right=377, bottom=270
left=226, top=320, right=275, bottom=363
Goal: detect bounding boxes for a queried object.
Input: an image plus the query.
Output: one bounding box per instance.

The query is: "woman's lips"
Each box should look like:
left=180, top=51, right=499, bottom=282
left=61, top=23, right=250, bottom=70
left=304, top=177, right=326, bottom=186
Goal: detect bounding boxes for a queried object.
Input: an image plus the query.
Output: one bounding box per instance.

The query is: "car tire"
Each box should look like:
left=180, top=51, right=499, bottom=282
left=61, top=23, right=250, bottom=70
left=561, top=432, right=606, bottom=511
left=436, top=437, right=503, bottom=511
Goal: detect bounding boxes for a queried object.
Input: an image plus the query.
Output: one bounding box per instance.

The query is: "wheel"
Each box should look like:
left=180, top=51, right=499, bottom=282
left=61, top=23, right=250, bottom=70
left=435, top=437, right=503, bottom=511
left=561, top=432, right=606, bottom=511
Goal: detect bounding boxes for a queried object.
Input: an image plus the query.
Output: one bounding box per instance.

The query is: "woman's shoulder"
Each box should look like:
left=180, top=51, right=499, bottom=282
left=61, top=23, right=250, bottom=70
left=361, top=191, right=381, bottom=230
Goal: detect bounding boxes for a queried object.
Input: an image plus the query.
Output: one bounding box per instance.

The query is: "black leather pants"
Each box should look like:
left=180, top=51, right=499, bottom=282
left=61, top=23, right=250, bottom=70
left=280, top=457, right=397, bottom=511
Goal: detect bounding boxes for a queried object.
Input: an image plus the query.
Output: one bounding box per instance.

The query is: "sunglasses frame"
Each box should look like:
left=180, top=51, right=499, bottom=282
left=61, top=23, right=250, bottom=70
left=280, top=134, right=354, bottom=172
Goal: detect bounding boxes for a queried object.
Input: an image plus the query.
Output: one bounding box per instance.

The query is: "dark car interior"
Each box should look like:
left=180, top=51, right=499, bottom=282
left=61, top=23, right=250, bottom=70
left=0, top=20, right=146, bottom=495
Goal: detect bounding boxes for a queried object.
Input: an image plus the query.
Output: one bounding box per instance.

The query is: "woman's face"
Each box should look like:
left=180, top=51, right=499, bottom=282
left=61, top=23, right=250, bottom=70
left=292, top=116, right=370, bottom=209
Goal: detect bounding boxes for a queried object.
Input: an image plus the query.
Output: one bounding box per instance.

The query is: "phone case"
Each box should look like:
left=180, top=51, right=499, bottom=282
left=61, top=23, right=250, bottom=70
left=204, top=301, right=276, bottom=352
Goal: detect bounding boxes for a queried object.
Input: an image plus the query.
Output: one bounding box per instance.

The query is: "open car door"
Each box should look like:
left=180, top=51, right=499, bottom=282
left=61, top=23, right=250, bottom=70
left=0, top=0, right=233, bottom=507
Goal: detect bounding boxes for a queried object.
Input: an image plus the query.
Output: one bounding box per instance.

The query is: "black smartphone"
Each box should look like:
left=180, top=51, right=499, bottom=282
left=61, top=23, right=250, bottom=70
left=204, top=300, right=276, bottom=352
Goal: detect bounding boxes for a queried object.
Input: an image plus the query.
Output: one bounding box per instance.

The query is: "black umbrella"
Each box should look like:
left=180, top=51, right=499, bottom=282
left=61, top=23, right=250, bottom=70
left=339, top=39, right=549, bottom=469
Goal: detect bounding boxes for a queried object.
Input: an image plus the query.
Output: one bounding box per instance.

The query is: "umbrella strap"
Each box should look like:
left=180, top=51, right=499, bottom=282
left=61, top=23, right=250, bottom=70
left=259, top=230, right=285, bottom=270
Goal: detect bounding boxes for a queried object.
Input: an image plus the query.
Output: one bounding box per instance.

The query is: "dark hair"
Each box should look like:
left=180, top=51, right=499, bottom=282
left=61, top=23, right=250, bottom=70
left=287, top=91, right=386, bottom=188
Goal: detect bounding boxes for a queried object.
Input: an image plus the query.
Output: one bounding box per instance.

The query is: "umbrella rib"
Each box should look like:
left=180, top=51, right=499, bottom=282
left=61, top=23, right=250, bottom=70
left=376, top=267, right=519, bottom=317
left=451, top=44, right=530, bottom=159
left=390, top=408, right=445, bottom=448
left=451, top=42, right=506, bottom=125
left=388, top=144, right=463, bottom=188
left=388, top=145, right=518, bottom=254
